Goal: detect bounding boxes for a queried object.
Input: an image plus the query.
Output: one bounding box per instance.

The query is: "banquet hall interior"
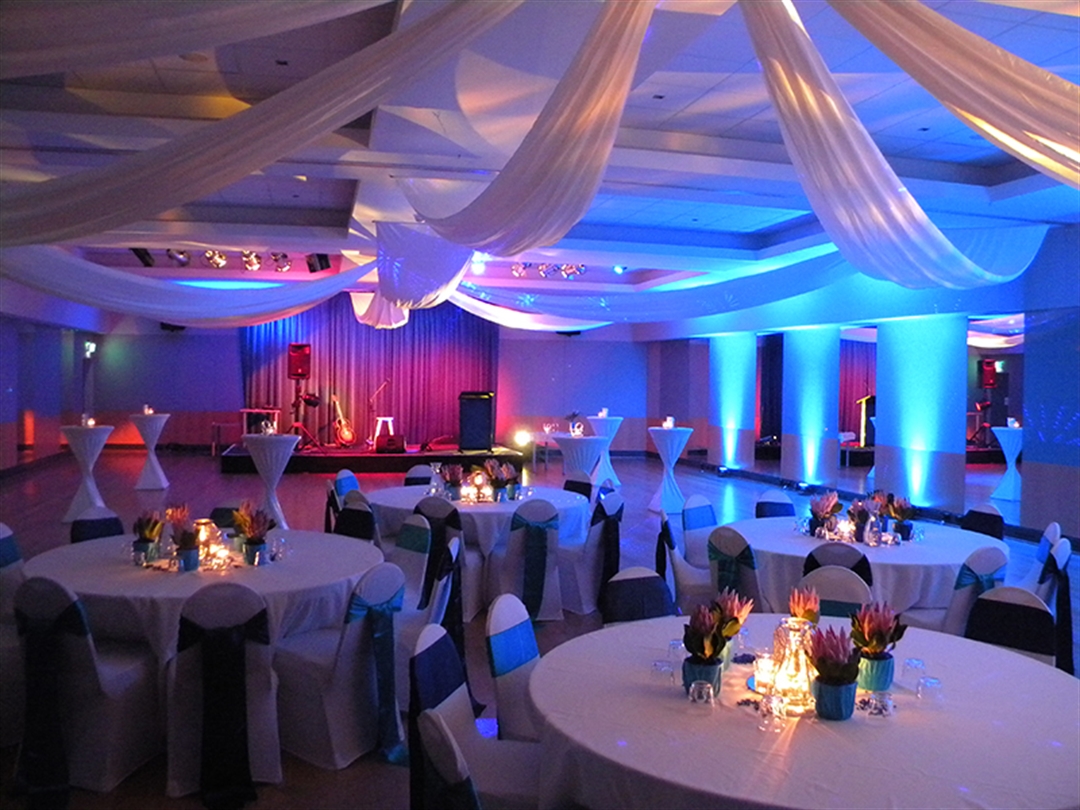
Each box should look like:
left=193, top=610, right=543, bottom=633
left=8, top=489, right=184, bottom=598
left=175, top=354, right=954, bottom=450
left=0, top=1, right=1078, bottom=809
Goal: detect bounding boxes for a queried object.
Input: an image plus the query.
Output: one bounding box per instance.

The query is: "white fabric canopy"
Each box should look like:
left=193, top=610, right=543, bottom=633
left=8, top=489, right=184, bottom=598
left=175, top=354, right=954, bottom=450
left=830, top=0, right=1080, bottom=189
left=977, top=0, right=1079, bottom=15
left=741, top=0, right=1035, bottom=290
left=447, top=290, right=612, bottom=333
left=414, top=0, right=662, bottom=257
left=0, top=0, right=523, bottom=248
left=0, top=246, right=372, bottom=328
left=0, top=1, right=385, bottom=80
left=374, top=223, right=473, bottom=309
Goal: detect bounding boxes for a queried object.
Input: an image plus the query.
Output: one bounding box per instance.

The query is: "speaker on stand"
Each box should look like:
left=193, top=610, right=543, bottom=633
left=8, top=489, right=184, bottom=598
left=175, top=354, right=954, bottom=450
left=459, top=391, right=494, bottom=451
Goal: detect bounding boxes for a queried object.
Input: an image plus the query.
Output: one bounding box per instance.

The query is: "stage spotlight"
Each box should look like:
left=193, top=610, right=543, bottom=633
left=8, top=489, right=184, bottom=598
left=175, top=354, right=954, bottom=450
left=270, top=252, right=291, bottom=272
left=301, top=393, right=321, bottom=408
left=613, top=265, right=626, bottom=275
left=241, top=251, right=262, bottom=272
left=130, top=248, right=155, bottom=267
left=166, top=249, right=190, bottom=267
left=203, top=250, right=228, bottom=269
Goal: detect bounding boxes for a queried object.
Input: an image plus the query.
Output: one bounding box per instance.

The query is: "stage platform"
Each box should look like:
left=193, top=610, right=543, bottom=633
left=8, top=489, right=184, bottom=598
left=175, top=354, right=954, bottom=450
left=219, top=442, right=525, bottom=475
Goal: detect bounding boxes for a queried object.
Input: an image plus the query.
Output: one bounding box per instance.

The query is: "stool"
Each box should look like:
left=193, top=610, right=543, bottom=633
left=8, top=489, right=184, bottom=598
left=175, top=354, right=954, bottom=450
left=374, top=416, right=395, bottom=438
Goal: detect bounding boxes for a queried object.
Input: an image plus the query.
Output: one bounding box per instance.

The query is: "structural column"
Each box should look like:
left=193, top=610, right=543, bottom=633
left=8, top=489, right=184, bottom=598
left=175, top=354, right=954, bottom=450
left=780, top=326, right=840, bottom=486
left=707, top=333, right=757, bottom=469
left=875, top=314, right=967, bottom=512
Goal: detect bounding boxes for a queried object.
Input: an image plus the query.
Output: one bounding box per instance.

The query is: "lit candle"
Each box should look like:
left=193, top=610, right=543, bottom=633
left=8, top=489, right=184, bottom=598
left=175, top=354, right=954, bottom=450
left=662, top=416, right=675, bottom=429
left=143, top=404, right=154, bottom=415
left=755, top=654, right=777, bottom=692
left=599, top=407, right=609, bottom=417
left=86, top=417, right=96, bottom=427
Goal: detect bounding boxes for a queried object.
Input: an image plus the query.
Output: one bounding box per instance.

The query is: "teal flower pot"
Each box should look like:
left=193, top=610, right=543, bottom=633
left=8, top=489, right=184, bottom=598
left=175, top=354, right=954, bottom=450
left=895, top=521, right=912, bottom=541
left=858, top=653, right=894, bottom=692
left=132, top=540, right=158, bottom=564
left=682, top=658, right=722, bottom=695
left=178, top=548, right=200, bottom=572
left=447, top=485, right=462, bottom=501
left=244, top=542, right=266, bottom=566
left=814, top=679, right=857, bottom=720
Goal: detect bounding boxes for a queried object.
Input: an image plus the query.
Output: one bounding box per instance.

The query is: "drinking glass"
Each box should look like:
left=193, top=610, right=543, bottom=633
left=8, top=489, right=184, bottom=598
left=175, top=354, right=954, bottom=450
left=916, top=676, right=945, bottom=709
left=668, top=638, right=685, bottom=664
left=687, top=681, right=714, bottom=707
left=901, top=657, right=926, bottom=689
left=651, top=660, right=674, bottom=685
left=758, top=694, right=787, bottom=732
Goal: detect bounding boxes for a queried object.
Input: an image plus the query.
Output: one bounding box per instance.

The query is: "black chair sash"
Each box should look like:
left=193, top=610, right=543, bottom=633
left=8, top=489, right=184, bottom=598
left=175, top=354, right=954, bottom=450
left=591, top=501, right=624, bottom=605
left=177, top=609, right=269, bottom=810
left=563, top=479, right=592, bottom=499
left=1039, top=555, right=1074, bottom=675
left=333, top=508, right=376, bottom=542
left=965, top=599, right=1056, bottom=658
left=415, top=508, right=463, bottom=611
left=323, top=489, right=339, bottom=533
left=510, top=512, right=558, bottom=618
left=600, top=576, right=675, bottom=624
left=70, top=516, right=123, bottom=544
left=655, top=520, right=674, bottom=580
left=959, top=510, right=1005, bottom=540
left=408, top=633, right=466, bottom=810
left=15, top=601, right=90, bottom=810
left=755, top=500, right=795, bottom=518
left=803, top=553, right=873, bottom=587
left=208, top=506, right=237, bottom=530
left=346, top=589, right=408, bottom=764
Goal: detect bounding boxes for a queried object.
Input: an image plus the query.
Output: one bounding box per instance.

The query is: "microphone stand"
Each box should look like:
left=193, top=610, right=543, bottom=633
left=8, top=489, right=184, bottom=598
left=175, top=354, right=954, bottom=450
left=367, top=379, right=389, bottom=446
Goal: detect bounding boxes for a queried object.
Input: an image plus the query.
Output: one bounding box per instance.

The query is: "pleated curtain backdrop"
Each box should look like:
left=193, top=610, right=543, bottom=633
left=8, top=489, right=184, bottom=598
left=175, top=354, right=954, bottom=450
left=839, top=340, right=876, bottom=437
left=241, top=294, right=498, bottom=448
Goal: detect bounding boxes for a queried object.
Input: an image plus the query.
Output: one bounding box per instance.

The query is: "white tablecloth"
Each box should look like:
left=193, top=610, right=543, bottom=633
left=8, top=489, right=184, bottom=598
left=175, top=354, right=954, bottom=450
left=992, top=426, right=1023, bottom=501
left=647, top=426, right=692, bottom=513
left=130, top=412, right=170, bottom=490
left=552, top=434, right=610, bottom=481
left=530, top=614, right=1080, bottom=810
left=367, top=485, right=589, bottom=557
left=23, top=530, right=383, bottom=662
left=728, top=517, right=1010, bottom=613
left=60, top=424, right=114, bottom=522
left=243, top=432, right=299, bottom=529
left=585, top=416, right=623, bottom=487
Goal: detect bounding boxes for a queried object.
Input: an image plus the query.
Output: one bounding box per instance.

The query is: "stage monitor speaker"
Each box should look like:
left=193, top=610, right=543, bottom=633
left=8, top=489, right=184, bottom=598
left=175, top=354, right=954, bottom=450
left=459, top=391, right=494, bottom=451
left=375, top=434, right=407, bottom=453
left=288, top=343, right=311, bottom=380
left=306, top=253, right=332, bottom=273
left=979, top=358, right=997, bottom=389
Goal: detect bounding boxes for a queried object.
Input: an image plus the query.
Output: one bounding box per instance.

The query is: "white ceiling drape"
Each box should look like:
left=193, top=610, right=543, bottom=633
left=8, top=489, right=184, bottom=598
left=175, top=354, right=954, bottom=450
left=829, top=0, right=1080, bottom=189
left=0, top=0, right=523, bottom=248
left=740, top=0, right=1037, bottom=290
left=0, top=0, right=385, bottom=80
left=411, top=0, right=665, bottom=257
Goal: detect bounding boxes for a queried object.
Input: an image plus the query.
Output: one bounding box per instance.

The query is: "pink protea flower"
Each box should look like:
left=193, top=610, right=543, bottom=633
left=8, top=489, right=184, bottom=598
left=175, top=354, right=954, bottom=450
left=789, top=586, right=820, bottom=623
left=851, top=602, right=907, bottom=657
left=716, top=587, right=754, bottom=629
left=810, top=491, right=842, bottom=520
left=809, top=626, right=860, bottom=684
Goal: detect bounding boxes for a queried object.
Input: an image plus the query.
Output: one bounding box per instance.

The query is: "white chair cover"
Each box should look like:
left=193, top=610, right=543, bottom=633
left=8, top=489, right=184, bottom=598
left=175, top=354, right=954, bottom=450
left=414, top=496, right=484, bottom=623
left=385, top=514, right=432, bottom=602
left=0, top=522, right=25, bottom=747
left=797, top=566, right=873, bottom=618
left=557, top=492, right=624, bottom=615
left=658, top=511, right=713, bottom=616
left=681, top=494, right=717, bottom=569
left=491, top=499, right=563, bottom=622
left=707, top=527, right=767, bottom=611
left=166, top=582, right=281, bottom=798
left=485, top=594, right=540, bottom=742
left=904, top=546, right=1008, bottom=636
left=275, top=562, right=405, bottom=769
left=14, top=576, right=160, bottom=793
left=754, top=488, right=796, bottom=518
left=1016, top=521, right=1062, bottom=593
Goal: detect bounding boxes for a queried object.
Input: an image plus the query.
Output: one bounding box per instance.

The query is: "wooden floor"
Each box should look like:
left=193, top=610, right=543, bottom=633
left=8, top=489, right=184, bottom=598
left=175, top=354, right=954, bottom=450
left=0, top=450, right=1075, bottom=810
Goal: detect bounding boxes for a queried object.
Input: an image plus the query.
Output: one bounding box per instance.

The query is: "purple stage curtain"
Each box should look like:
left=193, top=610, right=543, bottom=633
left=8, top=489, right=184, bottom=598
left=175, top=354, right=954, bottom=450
left=839, top=340, right=876, bottom=437
left=241, top=294, right=498, bottom=448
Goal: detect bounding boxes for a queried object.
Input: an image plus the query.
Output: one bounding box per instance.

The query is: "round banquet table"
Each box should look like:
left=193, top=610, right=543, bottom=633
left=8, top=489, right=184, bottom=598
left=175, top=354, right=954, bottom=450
left=529, top=614, right=1080, bottom=810
left=585, top=416, right=623, bottom=487
left=727, top=516, right=1010, bottom=613
left=552, top=433, right=610, bottom=482
left=60, top=424, right=114, bottom=522
left=367, top=485, right=589, bottom=557
left=23, top=530, right=383, bottom=662
left=130, top=412, right=170, bottom=490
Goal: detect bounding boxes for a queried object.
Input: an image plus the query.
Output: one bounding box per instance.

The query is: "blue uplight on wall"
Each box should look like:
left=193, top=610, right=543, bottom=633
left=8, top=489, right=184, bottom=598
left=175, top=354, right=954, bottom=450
left=781, top=327, right=839, bottom=485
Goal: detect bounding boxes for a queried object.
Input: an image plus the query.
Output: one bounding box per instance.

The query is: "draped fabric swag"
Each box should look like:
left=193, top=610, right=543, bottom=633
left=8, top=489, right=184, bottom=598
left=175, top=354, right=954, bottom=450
left=740, top=0, right=1043, bottom=290
left=0, top=1, right=384, bottom=80
left=411, top=0, right=662, bottom=257
left=241, top=295, right=498, bottom=448
left=828, top=0, right=1080, bottom=189
left=0, top=0, right=524, bottom=247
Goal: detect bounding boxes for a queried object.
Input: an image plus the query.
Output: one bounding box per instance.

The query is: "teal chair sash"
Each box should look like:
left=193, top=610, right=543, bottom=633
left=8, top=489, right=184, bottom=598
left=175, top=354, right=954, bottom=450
left=347, top=587, right=407, bottom=764
left=397, top=522, right=431, bottom=555
left=708, top=542, right=756, bottom=593
left=954, top=563, right=1005, bottom=595
left=819, top=599, right=863, bottom=618
left=510, top=512, right=559, bottom=618
left=486, top=618, right=539, bottom=678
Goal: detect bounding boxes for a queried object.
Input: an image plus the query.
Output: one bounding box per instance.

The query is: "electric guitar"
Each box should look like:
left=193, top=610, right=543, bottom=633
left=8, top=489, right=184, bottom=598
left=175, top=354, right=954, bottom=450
left=331, top=394, right=357, bottom=447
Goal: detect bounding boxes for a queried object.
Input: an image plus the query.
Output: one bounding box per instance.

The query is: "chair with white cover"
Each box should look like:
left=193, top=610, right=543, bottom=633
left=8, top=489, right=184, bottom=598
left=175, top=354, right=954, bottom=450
left=166, top=582, right=281, bottom=801
left=657, top=512, right=713, bottom=615
left=965, top=586, right=1056, bottom=668
left=755, top=488, right=795, bottom=518
left=959, top=503, right=1005, bottom=541
left=557, top=491, right=624, bottom=615
left=903, top=546, right=1007, bottom=635
left=276, top=562, right=407, bottom=769
left=1016, top=521, right=1063, bottom=593
left=70, top=505, right=124, bottom=543
left=803, top=542, right=873, bottom=587
left=415, top=496, right=484, bottom=623
left=333, top=490, right=379, bottom=544
left=600, top=567, right=676, bottom=624
left=1032, top=540, right=1074, bottom=674
left=409, top=624, right=539, bottom=810
left=485, top=594, right=541, bottom=742
left=490, top=499, right=563, bottom=621
left=707, top=526, right=767, bottom=611
left=680, top=494, right=717, bottom=570
left=405, top=464, right=436, bottom=487
left=324, top=468, right=361, bottom=531
left=797, top=566, right=872, bottom=618
left=417, top=709, right=482, bottom=810
left=14, top=576, right=160, bottom=797
left=563, top=471, right=594, bottom=502
left=386, top=514, right=432, bottom=599
left=0, top=523, right=25, bottom=747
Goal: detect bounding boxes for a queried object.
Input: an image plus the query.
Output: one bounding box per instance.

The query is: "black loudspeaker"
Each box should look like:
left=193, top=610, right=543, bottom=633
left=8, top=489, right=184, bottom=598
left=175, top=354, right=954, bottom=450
left=306, top=254, right=332, bottom=273
left=375, top=434, right=407, bottom=453
left=459, top=391, right=494, bottom=451
left=288, top=343, right=311, bottom=380
left=979, top=358, right=997, bottom=389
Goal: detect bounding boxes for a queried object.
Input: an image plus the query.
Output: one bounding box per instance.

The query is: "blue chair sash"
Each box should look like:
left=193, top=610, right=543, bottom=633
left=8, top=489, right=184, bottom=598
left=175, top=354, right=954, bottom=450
left=756, top=500, right=795, bottom=518
left=819, top=599, right=864, bottom=618
left=954, top=563, right=1005, bottom=595
left=592, top=502, right=624, bottom=604
left=708, top=542, right=757, bottom=594
left=409, top=633, right=467, bottom=810
left=177, top=609, right=269, bottom=809
left=1038, top=555, right=1074, bottom=674
left=682, top=503, right=716, bottom=531
left=486, top=619, right=539, bottom=679
left=510, top=512, right=559, bottom=618
left=334, top=508, right=376, bottom=542
left=600, top=576, right=675, bottom=623
left=335, top=474, right=359, bottom=501
left=70, top=515, right=123, bottom=543
left=347, top=587, right=407, bottom=764
left=15, top=600, right=90, bottom=807
left=0, top=533, right=21, bottom=568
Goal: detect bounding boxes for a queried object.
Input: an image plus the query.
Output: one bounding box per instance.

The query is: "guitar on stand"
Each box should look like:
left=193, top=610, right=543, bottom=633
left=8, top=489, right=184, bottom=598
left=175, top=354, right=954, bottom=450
left=331, top=394, right=357, bottom=447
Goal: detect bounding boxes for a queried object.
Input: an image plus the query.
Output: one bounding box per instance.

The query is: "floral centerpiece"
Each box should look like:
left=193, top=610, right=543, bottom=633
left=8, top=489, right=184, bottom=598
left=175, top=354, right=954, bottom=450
left=808, top=491, right=842, bottom=536
left=808, top=626, right=861, bottom=720
left=887, top=496, right=916, bottom=540
left=682, top=588, right=753, bottom=694
left=167, top=504, right=199, bottom=571
left=851, top=602, right=907, bottom=691
left=500, top=461, right=520, bottom=499
left=233, top=500, right=274, bottom=565
left=440, top=464, right=465, bottom=500
left=789, top=586, right=820, bottom=624
left=132, top=510, right=163, bottom=563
